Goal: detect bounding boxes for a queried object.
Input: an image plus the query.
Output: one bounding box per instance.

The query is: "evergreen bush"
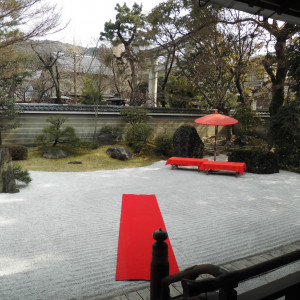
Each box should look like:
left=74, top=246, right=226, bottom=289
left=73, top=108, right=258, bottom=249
left=228, top=149, right=279, bottom=174
left=99, top=125, right=123, bottom=138
left=125, top=123, right=154, bottom=153
left=154, top=134, right=173, bottom=157
left=269, top=98, right=300, bottom=169
left=1, top=144, right=28, bottom=160
left=35, top=116, right=80, bottom=148
left=13, top=163, right=31, bottom=184
left=97, top=125, right=123, bottom=146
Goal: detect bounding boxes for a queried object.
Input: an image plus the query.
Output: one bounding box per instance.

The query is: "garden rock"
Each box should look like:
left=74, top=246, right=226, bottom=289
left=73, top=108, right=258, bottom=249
left=43, top=147, right=68, bottom=159
left=0, top=148, right=19, bottom=193
left=106, top=147, right=133, bottom=161
left=173, top=125, right=204, bottom=158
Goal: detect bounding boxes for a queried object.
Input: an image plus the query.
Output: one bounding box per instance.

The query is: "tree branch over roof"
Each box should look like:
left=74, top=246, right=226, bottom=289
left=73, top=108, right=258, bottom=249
left=0, top=0, right=67, bottom=50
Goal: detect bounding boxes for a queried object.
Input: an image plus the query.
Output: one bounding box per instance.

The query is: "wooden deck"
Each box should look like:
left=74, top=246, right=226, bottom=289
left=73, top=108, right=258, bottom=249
left=110, top=240, right=300, bottom=300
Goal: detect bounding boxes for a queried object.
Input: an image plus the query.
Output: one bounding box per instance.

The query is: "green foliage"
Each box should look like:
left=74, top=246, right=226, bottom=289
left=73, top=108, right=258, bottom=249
left=154, top=134, right=173, bottom=157
left=99, top=125, right=123, bottom=138
left=166, top=75, right=198, bottom=108
left=234, top=105, right=262, bottom=136
left=0, top=95, right=21, bottom=144
left=80, top=76, right=105, bottom=105
left=35, top=116, right=80, bottom=148
left=13, top=163, right=32, bottom=184
left=100, top=3, right=147, bottom=47
left=179, top=26, right=237, bottom=113
left=245, top=136, right=268, bottom=149
left=120, top=108, right=150, bottom=125
left=125, top=123, right=154, bottom=153
left=287, top=37, right=300, bottom=98
left=100, top=3, right=148, bottom=106
left=270, top=98, right=300, bottom=168
left=1, top=144, right=28, bottom=160
left=228, top=149, right=278, bottom=174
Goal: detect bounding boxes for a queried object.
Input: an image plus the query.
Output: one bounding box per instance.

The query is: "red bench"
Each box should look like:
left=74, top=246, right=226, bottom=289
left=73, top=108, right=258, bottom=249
left=199, top=161, right=247, bottom=176
left=165, top=157, right=208, bottom=171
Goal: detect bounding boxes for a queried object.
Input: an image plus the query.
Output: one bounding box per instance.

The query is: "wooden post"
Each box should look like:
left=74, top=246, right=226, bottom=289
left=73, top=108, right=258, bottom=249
left=150, top=229, right=170, bottom=300
left=214, top=125, right=218, bottom=161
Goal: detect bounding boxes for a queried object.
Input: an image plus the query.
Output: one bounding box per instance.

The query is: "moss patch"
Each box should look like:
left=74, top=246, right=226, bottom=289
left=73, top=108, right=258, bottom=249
left=17, top=145, right=161, bottom=172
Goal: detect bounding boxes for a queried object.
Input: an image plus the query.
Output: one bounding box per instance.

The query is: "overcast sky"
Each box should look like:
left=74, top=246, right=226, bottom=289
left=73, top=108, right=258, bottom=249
left=43, top=0, right=166, bottom=47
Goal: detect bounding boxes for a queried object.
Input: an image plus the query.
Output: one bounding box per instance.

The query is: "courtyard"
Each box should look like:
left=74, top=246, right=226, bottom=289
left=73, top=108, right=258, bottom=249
left=0, top=160, right=300, bottom=299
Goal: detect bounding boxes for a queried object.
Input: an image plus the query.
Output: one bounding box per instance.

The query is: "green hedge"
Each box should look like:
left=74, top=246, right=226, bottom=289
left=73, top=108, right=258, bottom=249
left=125, top=123, right=154, bottom=153
left=154, top=134, right=173, bottom=157
left=228, top=149, right=279, bottom=174
left=1, top=144, right=28, bottom=160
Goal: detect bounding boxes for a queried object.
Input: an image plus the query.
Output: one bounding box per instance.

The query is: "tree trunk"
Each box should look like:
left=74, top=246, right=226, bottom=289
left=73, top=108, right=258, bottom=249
left=160, top=46, right=176, bottom=107
left=269, top=38, right=288, bottom=116
left=269, top=78, right=286, bottom=116
left=129, top=58, right=140, bottom=106
left=123, top=43, right=140, bottom=106
left=112, top=60, right=121, bottom=96
left=55, top=65, right=62, bottom=104
left=73, top=55, right=77, bottom=104
left=235, top=75, right=245, bottom=106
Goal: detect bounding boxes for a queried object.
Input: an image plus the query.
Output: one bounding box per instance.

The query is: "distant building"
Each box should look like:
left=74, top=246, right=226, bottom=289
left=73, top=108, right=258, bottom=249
left=105, top=95, right=126, bottom=106
left=17, top=49, right=114, bottom=103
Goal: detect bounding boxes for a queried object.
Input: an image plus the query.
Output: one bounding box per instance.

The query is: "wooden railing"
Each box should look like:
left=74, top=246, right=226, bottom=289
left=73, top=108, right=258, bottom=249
left=150, top=229, right=300, bottom=300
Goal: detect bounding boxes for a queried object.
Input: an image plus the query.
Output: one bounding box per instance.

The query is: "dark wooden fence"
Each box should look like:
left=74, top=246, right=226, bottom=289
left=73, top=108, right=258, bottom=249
left=150, top=229, right=300, bottom=300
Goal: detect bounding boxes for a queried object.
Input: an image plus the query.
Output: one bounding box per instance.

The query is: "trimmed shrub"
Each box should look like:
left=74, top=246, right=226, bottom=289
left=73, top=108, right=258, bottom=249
left=97, top=125, right=124, bottom=145
left=173, top=125, right=204, bottom=158
left=125, top=123, right=154, bottom=153
left=155, top=134, right=173, bottom=157
left=228, top=149, right=279, bottom=174
left=13, top=163, right=31, bottom=184
left=35, top=116, right=80, bottom=148
left=1, top=144, right=28, bottom=160
left=269, top=98, right=300, bottom=169
left=99, top=125, right=123, bottom=138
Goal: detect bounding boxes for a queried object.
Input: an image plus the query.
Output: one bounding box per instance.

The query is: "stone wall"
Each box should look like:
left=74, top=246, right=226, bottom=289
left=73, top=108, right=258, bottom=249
left=2, top=104, right=269, bottom=146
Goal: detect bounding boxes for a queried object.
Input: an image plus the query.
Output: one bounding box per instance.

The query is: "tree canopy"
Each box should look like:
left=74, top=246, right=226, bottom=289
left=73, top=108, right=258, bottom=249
left=0, top=0, right=63, bottom=50
left=100, top=3, right=148, bottom=106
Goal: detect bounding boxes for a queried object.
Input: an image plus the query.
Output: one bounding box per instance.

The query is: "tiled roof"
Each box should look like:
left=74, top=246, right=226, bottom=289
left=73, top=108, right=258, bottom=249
left=16, top=103, right=204, bottom=114
left=57, top=55, right=112, bottom=76
left=16, top=103, right=270, bottom=116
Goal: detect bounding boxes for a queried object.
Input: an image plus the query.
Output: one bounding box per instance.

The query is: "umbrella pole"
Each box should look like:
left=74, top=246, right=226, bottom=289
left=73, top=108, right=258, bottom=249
left=214, top=125, right=218, bottom=161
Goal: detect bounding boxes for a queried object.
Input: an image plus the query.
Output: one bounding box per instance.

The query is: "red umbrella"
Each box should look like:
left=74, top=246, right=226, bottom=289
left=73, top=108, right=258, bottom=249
left=194, top=111, right=238, bottom=161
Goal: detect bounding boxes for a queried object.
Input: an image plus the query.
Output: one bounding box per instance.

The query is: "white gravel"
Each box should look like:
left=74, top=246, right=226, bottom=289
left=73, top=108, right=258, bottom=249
left=0, top=160, right=299, bottom=299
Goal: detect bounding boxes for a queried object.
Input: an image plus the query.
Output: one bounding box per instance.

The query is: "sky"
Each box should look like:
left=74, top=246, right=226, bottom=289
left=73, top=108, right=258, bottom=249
left=43, top=0, right=166, bottom=47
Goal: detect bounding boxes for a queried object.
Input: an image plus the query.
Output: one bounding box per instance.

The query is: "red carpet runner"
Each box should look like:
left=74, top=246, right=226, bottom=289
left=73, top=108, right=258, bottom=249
left=116, top=194, right=179, bottom=280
